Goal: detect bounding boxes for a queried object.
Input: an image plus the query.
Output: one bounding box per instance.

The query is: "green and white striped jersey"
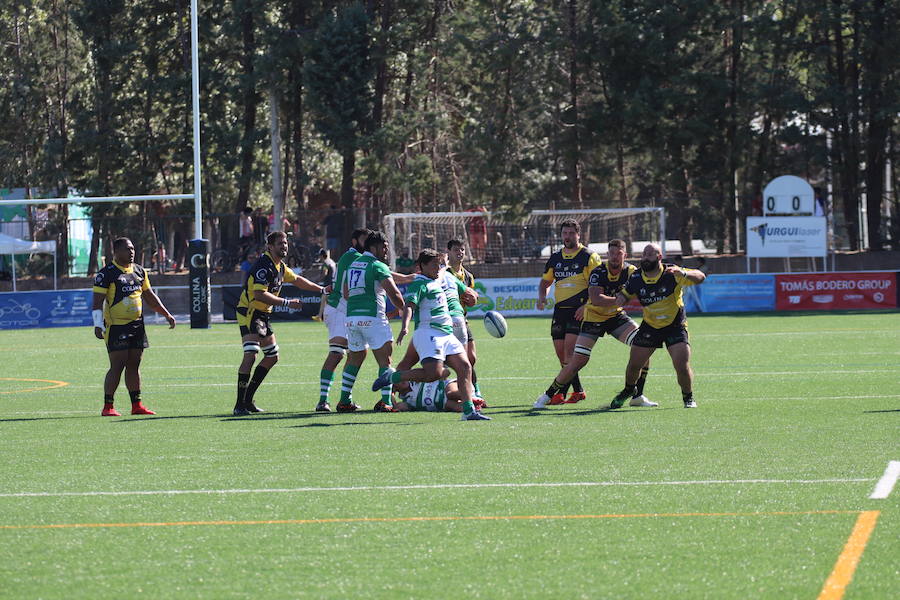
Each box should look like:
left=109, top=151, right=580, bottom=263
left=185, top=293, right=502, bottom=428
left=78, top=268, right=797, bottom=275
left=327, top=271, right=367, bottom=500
left=399, top=379, right=448, bottom=411
left=439, top=270, right=467, bottom=317
left=404, top=274, right=453, bottom=334
left=345, top=252, right=393, bottom=318
left=326, top=247, right=361, bottom=309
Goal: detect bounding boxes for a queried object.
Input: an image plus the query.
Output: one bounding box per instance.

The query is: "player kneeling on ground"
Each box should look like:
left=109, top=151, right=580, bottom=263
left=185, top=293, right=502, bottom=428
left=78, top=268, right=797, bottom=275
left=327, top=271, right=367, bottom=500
left=234, top=231, right=327, bottom=416
left=93, top=237, right=176, bottom=416
left=598, top=243, right=705, bottom=409
left=371, top=249, right=489, bottom=421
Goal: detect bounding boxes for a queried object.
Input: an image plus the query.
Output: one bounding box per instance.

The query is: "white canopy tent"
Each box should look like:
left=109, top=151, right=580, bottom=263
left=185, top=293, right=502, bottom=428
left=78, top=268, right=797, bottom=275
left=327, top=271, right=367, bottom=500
left=0, top=233, right=57, bottom=292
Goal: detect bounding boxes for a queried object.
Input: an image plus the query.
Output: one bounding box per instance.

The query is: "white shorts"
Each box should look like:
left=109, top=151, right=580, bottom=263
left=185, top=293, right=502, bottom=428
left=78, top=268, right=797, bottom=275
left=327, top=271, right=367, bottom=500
left=413, top=328, right=465, bottom=362
left=346, top=317, right=393, bottom=352
left=452, top=316, right=469, bottom=345
left=324, top=303, right=348, bottom=341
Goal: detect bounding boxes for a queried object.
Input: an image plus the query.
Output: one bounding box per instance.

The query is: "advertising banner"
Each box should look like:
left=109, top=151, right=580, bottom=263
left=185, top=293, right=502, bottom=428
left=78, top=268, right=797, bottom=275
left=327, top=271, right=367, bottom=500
left=775, top=272, right=896, bottom=310
left=222, top=285, right=323, bottom=321
left=188, top=238, right=210, bottom=328
left=746, top=216, right=826, bottom=257
left=691, top=274, right=775, bottom=313
left=0, top=289, right=92, bottom=330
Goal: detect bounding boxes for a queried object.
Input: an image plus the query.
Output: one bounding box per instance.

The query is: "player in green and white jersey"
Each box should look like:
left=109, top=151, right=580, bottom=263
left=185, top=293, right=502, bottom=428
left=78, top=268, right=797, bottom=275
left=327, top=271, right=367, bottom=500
left=372, top=248, right=488, bottom=421
left=340, top=231, right=405, bottom=413
left=393, top=378, right=468, bottom=413
left=447, top=239, right=485, bottom=402
left=316, top=228, right=371, bottom=412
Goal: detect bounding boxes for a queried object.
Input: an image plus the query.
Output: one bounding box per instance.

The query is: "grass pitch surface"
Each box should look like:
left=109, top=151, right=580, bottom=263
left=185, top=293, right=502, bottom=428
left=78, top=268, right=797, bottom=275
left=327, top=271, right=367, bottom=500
left=1, top=312, right=898, bottom=598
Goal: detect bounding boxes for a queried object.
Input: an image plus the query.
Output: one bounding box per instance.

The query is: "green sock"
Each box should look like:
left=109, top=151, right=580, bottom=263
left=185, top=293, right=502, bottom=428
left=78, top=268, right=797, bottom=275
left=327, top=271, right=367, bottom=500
left=319, top=369, right=334, bottom=404
left=339, top=364, right=359, bottom=404
left=462, top=400, right=475, bottom=415
left=378, top=367, right=393, bottom=406
left=390, top=370, right=403, bottom=384
left=473, top=381, right=482, bottom=398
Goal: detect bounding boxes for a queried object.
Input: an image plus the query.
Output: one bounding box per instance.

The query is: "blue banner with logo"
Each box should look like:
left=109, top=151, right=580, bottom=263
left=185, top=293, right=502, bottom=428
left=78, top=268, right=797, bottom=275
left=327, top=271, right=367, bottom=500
left=690, top=273, right=775, bottom=313
left=0, top=290, right=93, bottom=329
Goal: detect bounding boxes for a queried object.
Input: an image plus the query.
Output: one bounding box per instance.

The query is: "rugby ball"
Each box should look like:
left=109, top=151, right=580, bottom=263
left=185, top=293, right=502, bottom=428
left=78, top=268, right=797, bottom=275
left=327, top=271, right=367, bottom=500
left=483, top=310, right=508, bottom=338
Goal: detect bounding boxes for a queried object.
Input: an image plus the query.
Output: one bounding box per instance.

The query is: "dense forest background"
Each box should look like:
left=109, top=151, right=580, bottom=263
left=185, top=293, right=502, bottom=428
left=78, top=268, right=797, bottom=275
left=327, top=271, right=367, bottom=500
left=1, top=0, right=898, bottom=271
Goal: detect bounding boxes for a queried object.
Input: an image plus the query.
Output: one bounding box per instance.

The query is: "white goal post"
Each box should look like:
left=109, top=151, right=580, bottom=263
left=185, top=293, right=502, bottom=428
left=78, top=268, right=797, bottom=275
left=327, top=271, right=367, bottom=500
left=383, top=207, right=666, bottom=269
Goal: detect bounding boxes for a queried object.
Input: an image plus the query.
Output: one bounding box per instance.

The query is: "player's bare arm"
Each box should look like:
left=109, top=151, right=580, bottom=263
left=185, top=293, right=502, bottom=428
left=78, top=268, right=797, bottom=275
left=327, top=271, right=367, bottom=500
left=397, top=303, right=414, bottom=346
left=391, top=271, right=416, bottom=285
left=142, top=288, right=176, bottom=328
left=461, top=287, right=478, bottom=306
left=537, top=279, right=552, bottom=310
left=291, top=275, right=327, bottom=295
left=665, top=265, right=706, bottom=284
left=253, top=288, right=302, bottom=309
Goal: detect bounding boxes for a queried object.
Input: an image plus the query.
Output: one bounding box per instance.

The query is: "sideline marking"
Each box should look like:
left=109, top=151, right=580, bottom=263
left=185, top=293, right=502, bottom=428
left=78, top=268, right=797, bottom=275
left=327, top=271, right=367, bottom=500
left=817, top=510, right=880, bottom=600
left=869, top=461, right=900, bottom=499
left=0, top=509, right=860, bottom=531
left=0, top=478, right=873, bottom=498
left=0, top=378, right=69, bottom=395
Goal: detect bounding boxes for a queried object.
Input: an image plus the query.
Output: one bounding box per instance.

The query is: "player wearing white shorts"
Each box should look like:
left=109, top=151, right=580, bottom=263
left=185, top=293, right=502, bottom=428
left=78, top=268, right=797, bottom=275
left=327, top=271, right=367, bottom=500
left=371, top=248, right=488, bottom=421
left=316, top=228, right=370, bottom=412
left=340, top=231, right=405, bottom=413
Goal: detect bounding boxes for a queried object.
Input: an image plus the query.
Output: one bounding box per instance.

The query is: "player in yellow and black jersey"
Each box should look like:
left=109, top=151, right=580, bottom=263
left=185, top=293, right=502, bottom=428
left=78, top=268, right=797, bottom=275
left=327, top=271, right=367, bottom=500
left=447, top=238, right=486, bottom=402
left=233, top=230, right=327, bottom=416
left=534, top=239, right=657, bottom=409
left=92, top=237, right=176, bottom=416
left=603, top=242, right=706, bottom=409
left=537, top=219, right=602, bottom=403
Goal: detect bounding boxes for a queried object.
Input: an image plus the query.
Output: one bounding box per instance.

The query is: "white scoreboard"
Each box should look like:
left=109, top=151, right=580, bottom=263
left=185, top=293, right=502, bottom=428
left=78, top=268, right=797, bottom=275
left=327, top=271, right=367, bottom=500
left=762, top=175, right=815, bottom=216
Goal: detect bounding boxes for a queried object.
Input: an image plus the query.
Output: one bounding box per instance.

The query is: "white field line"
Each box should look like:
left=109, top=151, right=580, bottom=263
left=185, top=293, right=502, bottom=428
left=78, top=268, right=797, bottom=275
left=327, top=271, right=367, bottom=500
left=869, top=461, right=900, bottom=499
left=0, top=478, right=875, bottom=499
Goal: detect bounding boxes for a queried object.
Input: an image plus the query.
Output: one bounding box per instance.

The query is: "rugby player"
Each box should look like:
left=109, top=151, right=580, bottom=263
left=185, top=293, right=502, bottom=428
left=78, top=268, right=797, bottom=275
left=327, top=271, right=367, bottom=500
left=393, top=377, right=468, bottom=413
left=601, top=243, right=706, bottom=409
left=446, top=239, right=484, bottom=402
left=534, top=239, right=656, bottom=409
left=234, top=231, right=326, bottom=416
left=371, top=249, right=489, bottom=421
left=340, top=231, right=406, bottom=412
left=316, top=228, right=371, bottom=412
left=92, top=237, right=176, bottom=416
left=536, top=219, right=602, bottom=404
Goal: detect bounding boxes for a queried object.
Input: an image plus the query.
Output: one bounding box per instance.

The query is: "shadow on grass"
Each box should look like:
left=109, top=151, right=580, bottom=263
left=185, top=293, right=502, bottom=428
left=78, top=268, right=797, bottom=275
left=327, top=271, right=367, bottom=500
left=0, top=414, right=102, bottom=423
left=863, top=409, right=900, bottom=414
left=288, top=420, right=421, bottom=428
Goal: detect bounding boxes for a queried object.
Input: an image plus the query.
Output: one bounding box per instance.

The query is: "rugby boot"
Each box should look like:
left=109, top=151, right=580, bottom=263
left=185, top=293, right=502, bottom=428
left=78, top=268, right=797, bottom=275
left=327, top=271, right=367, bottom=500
left=565, top=391, right=586, bottom=404
left=131, top=403, right=156, bottom=415
left=461, top=411, right=491, bottom=421
left=336, top=402, right=361, bottom=413
left=371, top=368, right=395, bottom=392
left=608, top=386, right=636, bottom=410
left=683, top=399, right=697, bottom=408
left=629, top=395, right=659, bottom=408
left=533, top=394, right=551, bottom=409
left=101, top=404, right=121, bottom=417
left=547, top=393, right=567, bottom=405
left=232, top=402, right=250, bottom=416
left=373, top=400, right=397, bottom=412
left=473, top=398, right=487, bottom=411
left=315, top=401, right=332, bottom=412
left=245, top=403, right=265, bottom=413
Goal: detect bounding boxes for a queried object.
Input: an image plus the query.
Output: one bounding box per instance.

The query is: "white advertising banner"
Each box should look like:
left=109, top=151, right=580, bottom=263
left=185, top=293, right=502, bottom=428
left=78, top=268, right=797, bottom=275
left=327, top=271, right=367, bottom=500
left=746, top=216, right=826, bottom=258
left=467, top=277, right=549, bottom=317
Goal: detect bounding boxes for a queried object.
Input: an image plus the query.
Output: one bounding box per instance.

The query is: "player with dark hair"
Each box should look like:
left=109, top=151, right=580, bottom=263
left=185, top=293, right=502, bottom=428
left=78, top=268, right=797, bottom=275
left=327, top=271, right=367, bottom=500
left=92, top=237, right=176, bottom=416
left=340, top=231, right=406, bottom=412
left=536, top=219, right=602, bottom=404
left=316, top=228, right=371, bottom=412
left=372, top=249, right=489, bottom=421
left=234, top=231, right=327, bottom=415
left=446, top=239, right=485, bottom=402
left=534, top=239, right=656, bottom=409
left=600, top=243, right=706, bottom=409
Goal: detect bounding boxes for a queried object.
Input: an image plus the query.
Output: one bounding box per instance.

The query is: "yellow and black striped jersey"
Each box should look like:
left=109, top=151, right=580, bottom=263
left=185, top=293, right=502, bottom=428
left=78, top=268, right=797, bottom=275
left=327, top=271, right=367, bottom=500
left=447, top=263, right=475, bottom=314
left=584, top=261, right=636, bottom=322
left=237, top=252, right=298, bottom=314
left=92, top=261, right=151, bottom=326
left=621, top=263, right=697, bottom=329
left=541, top=245, right=602, bottom=309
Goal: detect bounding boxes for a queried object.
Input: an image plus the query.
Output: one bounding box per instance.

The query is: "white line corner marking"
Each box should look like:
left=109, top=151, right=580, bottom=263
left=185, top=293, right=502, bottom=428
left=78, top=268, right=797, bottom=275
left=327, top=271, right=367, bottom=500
left=869, top=461, right=900, bottom=499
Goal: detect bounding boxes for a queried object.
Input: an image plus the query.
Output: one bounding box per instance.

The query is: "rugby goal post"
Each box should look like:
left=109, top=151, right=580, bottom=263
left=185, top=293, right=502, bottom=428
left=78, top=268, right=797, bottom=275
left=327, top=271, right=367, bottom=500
left=383, top=207, right=665, bottom=269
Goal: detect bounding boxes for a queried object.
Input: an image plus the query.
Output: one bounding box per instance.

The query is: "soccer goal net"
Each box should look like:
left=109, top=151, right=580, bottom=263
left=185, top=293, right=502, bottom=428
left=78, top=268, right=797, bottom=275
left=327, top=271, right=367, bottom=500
left=383, top=208, right=665, bottom=269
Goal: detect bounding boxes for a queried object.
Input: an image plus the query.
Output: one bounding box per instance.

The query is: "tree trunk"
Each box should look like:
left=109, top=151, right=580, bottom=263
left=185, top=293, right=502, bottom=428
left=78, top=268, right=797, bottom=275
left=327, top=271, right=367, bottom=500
left=235, top=0, right=258, bottom=213
left=863, top=0, right=888, bottom=250
left=566, top=0, right=583, bottom=208
left=341, top=149, right=358, bottom=239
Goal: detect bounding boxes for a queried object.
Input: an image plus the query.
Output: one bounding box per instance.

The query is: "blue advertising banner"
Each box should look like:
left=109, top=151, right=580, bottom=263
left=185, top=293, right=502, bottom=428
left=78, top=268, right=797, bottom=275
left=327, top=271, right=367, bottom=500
left=0, top=290, right=93, bottom=329
left=690, top=273, right=775, bottom=313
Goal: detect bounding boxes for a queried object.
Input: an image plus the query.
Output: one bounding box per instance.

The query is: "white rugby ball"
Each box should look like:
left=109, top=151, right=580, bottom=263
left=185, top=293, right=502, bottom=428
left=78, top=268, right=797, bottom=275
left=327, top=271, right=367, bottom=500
left=483, top=310, right=508, bottom=338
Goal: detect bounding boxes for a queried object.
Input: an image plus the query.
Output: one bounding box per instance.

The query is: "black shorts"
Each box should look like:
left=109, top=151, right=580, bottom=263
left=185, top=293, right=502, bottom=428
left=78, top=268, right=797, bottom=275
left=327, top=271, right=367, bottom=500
left=579, top=312, right=636, bottom=340
left=106, top=319, right=149, bottom=353
left=238, top=309, right=274, bottom=338
left=632, top=320, right=689, bottom=349
left=550, top=306, right=582, bottom=340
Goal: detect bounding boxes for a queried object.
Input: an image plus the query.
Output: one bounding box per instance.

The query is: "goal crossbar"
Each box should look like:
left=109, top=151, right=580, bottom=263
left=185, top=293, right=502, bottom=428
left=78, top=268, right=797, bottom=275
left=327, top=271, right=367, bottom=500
left=0, top=194, right=195, bottom=207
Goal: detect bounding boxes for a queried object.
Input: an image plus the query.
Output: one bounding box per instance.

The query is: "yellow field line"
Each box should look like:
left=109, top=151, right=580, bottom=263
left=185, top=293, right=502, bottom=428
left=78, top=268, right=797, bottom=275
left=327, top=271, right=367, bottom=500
left=0, top=378, right=69, bottom=394
left=817, top=510, right=880, bottom=600
left=0, top=509, right=859, bottom=531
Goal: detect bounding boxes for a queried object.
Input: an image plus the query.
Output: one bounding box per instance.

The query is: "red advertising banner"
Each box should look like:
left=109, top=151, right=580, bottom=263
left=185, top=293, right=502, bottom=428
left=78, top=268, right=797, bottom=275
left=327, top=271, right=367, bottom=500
left=775, top=272, right=897, bottom=310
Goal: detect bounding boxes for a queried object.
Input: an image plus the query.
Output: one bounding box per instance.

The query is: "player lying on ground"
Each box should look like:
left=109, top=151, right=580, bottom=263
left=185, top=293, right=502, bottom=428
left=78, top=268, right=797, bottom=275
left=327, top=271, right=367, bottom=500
left=234, top=231, right=328, bottom=416
left=393, top=377, right=468, bottom=413
left=534, top=239, right=656, bottom=409
left=371, top=248, right=489, bottom=421
left=93, top=236, right=176, bottom=416
left=596, top=242, right=706, bottom=409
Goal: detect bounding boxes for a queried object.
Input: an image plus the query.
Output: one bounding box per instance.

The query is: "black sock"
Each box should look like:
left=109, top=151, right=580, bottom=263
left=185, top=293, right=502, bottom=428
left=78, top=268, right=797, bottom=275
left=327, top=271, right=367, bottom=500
left=544, top=378, right=566, bottom=397
left=103, top=394, right=114, bottom=405
left=682, top=390, right=693, bottom=402
left=244, top=365, right=270, bottom=405
left=236, top=372, right=251, bottom=408
left=633, top=367, right=649, bottom=398
left=129, top=390, right=142, bottom=405
left=472, top=369, right=477, bottom=385
left=558, top=364, right=571, bottom=396
left=571, top=373, right=583, bottom=394
left=621, top=382, right=636, bottom=396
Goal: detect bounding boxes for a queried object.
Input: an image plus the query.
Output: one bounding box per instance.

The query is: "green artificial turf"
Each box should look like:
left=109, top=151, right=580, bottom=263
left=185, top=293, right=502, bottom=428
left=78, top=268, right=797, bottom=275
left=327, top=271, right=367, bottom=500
left=0, top=313, right=898, bottom=598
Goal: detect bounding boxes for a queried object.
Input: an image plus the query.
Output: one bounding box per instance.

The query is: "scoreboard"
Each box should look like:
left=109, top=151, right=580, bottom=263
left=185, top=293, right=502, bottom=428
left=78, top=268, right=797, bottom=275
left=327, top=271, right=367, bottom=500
left=762, top=175, right=815, bottom=216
